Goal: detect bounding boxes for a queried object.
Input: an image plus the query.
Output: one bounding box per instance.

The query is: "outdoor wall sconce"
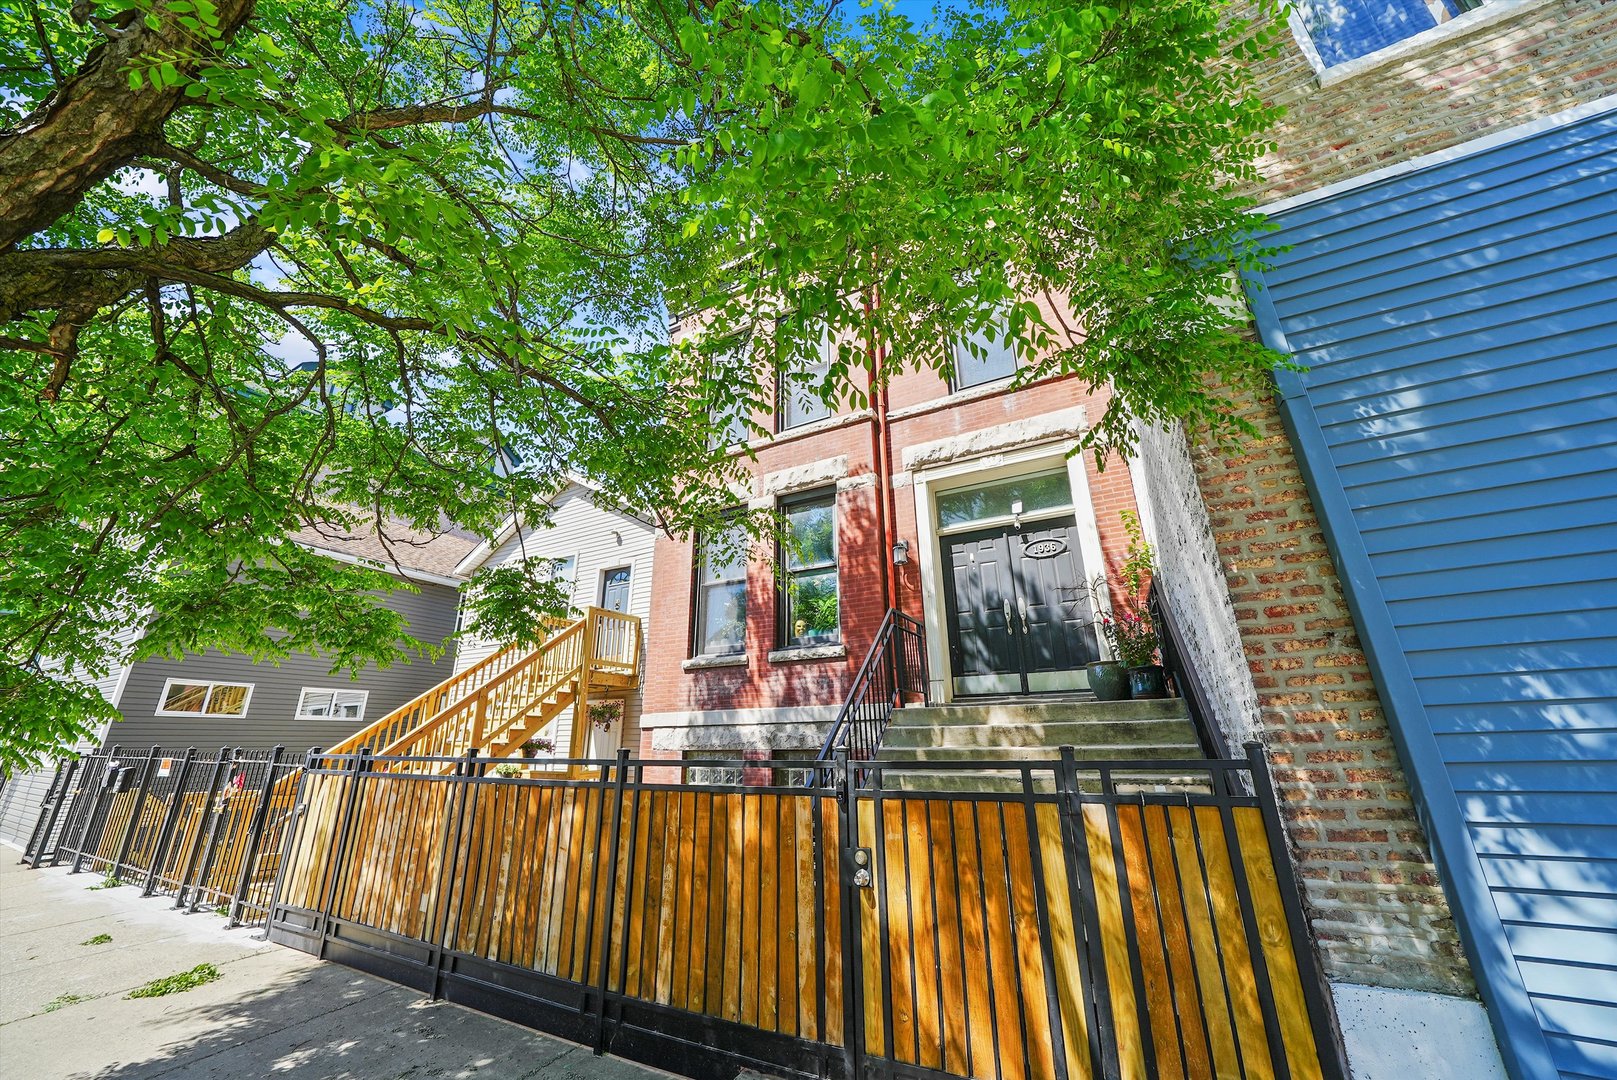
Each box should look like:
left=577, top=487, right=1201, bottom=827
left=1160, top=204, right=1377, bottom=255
left=892, top=539, right=910, bottom=565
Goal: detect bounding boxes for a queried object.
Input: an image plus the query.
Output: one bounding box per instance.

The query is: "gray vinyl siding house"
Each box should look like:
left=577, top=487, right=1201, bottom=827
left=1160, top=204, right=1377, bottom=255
left=103, top=579, right=462, bottom=755
left=95, top=522, right=476, bottom=756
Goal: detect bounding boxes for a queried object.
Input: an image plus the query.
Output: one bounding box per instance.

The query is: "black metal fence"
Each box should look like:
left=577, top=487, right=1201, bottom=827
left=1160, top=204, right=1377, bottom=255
left=24, top=744, right=301, bottom=927
left=265, top=746, right=1345, bottom=1080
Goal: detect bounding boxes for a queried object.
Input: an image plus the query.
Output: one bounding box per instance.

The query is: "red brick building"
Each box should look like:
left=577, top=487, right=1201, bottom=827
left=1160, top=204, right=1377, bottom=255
left=637, top=296, right=1145, bottom=769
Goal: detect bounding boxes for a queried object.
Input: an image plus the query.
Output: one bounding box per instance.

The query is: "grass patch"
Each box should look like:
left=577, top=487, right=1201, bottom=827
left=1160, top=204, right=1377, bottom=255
left=79, top=933, right=113, bottom=946
left=86, top=876, right=121, bottom=891
left=127, top=963, right=222, bottom=999
left=42, top=992, right=92, bottom=1013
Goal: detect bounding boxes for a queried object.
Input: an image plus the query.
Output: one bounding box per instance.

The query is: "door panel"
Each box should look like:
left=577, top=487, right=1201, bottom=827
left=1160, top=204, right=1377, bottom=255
left=944, top=531, right=1022, bottom=695
left=1009, top=520, right=1096, bottom=692
left=600, top=567, right=632, bottom=613
left=942, top=516, right=1093, bottom=696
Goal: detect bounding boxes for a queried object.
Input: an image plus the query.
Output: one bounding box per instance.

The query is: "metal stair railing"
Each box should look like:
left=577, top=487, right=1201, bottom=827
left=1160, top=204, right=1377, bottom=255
left=811, top=608, right=928, bottom=784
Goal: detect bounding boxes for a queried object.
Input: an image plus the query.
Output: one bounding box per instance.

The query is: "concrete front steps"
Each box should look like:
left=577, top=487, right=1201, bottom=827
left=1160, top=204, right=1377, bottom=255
left=872, top=697, right=1212, bottom=793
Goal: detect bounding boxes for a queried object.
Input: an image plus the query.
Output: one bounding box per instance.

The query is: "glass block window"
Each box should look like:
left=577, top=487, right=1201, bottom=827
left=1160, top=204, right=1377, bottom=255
left=1295, top=0, right=1487, bottom=69
left=780, top=492, right=839, bottom=647
left=695, top=517, right=749, bottom=656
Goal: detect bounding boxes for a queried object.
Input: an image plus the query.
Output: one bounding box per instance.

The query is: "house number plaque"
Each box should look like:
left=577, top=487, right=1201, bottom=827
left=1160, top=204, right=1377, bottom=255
left=1022, top=538, right=1067, bottom=559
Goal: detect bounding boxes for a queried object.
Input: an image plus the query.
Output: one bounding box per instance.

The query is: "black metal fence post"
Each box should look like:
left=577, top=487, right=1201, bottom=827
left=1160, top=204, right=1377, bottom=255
left=23, top=759, right=71, bottom=867
left=593, top=747, right=631, bottom=1054
left=141, top=748, right=197, bottom=896
left=69, top=747, right=119, bottom=875
left=1246, top=741, right=1349, bottom=1080
left=428, top=748, right=478, bottom=1000
left=227, top=745, right=286, bottom=926
left=175, top=747, right=230, bottom=908
left=1056, top=745, right=1118, bottom=1080
left=189, top=748, right=251, bottom=912
left=315, top=748, right=372, bottom=959
left=110, top=746, right=161, bottom=880
left=835, top=748, right=863, bottom=1080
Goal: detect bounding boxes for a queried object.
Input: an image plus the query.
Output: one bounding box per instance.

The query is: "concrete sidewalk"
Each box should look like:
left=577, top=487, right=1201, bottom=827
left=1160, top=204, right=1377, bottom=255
left=0, top=853, right=676, bottom=1079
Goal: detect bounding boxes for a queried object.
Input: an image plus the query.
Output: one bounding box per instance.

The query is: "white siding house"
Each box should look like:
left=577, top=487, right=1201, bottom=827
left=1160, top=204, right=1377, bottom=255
left=453, top=484, right=657, bottom=758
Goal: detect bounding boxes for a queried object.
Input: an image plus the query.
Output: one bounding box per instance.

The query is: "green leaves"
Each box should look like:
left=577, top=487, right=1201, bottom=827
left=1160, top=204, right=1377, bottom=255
left=1, top=0, right=1287, bottom=771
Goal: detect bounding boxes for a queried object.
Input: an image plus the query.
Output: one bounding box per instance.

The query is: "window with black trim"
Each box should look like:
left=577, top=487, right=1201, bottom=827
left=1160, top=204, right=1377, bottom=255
left=694, top=517, right=748, bottom=656
left=777, top=324, right=835, bottom=430
left=778, top=491, right=839, bottom=647
left=1294, top=0, right=1488, bottom=69
left=950, top=319, right=1019, bottom=392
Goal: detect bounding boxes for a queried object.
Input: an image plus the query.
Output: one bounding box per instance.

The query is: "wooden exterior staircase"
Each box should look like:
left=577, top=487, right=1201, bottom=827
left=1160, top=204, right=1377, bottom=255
left=322, top=607, right=641, bottom=769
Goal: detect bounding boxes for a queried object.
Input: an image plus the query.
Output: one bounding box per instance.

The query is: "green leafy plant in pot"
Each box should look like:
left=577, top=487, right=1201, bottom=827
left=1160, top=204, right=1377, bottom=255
left=1097, top=512, right=1167, bottom=700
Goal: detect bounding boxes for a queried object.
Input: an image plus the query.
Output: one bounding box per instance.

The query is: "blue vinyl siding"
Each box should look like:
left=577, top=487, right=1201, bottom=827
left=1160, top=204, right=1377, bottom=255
left=1248, top=106, right=1617, bottom=1080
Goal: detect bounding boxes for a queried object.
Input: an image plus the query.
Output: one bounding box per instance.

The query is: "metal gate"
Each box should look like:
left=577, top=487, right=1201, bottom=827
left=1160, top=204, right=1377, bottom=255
left=262, top=745, right=1343, bottom=1080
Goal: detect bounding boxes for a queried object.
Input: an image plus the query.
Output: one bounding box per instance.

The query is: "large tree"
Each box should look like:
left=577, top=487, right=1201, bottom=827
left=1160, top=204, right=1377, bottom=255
left=0, top=0, right=1283, bottom=772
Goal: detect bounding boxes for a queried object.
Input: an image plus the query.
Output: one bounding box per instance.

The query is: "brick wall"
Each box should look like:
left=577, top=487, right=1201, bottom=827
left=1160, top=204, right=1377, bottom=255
left=1235, top=0, right=1617, bottom=200
left=1166, top=0, right=1617, bottom=998
left=642, top=372, right=1144, bottom=722
left=1191, top=387, right=1472, bottom=995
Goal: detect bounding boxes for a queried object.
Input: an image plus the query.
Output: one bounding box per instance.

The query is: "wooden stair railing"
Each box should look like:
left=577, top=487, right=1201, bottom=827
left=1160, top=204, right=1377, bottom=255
left=311, top=607, right=642, bottom=773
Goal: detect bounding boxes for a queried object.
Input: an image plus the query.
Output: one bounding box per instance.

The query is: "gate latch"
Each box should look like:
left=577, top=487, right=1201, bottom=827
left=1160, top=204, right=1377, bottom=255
left=847, top=846, right=874, bottom=888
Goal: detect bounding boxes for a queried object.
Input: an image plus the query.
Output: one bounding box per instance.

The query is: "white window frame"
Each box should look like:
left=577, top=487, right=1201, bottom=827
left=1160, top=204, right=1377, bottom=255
left=154, top=678, right=255, bottom=718
left=949, top=311, right=1021, bottom=393
left=294, top=687, right=370, bottom=722
left=1287, top=0, right=1528, bottom=84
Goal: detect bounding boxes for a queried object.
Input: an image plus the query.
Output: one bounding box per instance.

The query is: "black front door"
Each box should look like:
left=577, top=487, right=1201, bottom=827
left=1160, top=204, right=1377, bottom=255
left=942, top=516, right=1097, bottom=696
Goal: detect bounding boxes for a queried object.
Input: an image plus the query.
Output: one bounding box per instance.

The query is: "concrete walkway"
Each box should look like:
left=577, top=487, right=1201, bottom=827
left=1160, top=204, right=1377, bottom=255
left=0, top=853, right=677, bottom=1080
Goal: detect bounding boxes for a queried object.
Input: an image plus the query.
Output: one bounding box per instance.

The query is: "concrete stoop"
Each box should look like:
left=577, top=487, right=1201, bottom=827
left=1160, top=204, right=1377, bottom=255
left=873, top=696, right=1210, bottom=793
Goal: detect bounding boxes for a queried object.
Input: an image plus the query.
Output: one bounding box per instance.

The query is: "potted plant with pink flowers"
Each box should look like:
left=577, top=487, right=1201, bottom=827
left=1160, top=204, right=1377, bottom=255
left=1095, top=511, right=1166, bottom=699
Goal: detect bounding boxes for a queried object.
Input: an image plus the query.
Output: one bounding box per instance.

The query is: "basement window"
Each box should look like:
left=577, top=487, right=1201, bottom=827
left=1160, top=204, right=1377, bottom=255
left=157, top=680, right=253, bottom=718
left=1292, top=0, right=1489, bottom=69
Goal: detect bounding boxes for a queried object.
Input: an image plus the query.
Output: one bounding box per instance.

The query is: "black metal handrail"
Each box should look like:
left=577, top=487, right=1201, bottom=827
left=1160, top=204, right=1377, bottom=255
left=811, top=607, right=929, bottom=781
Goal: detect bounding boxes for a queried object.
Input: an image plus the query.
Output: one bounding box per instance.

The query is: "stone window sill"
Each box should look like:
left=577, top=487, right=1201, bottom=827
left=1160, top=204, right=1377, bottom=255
left=683, top=654, right=748, bottom=672
left=767, top=643, right=848, bottom=664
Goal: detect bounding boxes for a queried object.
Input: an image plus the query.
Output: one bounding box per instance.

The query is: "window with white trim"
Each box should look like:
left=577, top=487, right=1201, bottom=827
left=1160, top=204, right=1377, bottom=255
left=156, top=679, right=253, bottom=717
left=950, top=317, right=1020, bottom=392
left=1293, top=0, right=1490, bottom=69
left=779, top=491, right=840, bottom=647
left=295, top=688, right=369, bottom=721
left=778, top=324, right=836, bottom=430
left=694, top=516, right=748, bottom=656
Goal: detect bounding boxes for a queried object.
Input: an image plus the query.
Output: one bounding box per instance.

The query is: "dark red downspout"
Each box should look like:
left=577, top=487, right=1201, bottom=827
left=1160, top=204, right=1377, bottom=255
left=867, top=285, right=898, bottom=617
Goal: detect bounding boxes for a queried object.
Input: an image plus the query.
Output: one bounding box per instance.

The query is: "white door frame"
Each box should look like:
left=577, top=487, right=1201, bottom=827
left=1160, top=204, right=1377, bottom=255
left=911, top=441, right=1112, bottom=704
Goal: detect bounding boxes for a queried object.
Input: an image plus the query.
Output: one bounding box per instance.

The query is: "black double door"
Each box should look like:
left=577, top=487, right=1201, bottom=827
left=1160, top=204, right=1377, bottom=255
left=942, top=516, right=1097, bottom=696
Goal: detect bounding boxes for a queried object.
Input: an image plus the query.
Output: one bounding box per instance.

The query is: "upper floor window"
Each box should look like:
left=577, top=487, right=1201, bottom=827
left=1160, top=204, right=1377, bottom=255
left=695, top=517, right=748, bottom=656
left=1294, top=0, right=1488, bottom=69
left=779, top=491, right=840, bottom=647
left=296, top=688, right=368, bottom=722
left=951, top=321, right=1020, bottom=392
left=778, top=324, right=836, bottom=431
left=157, top=679, right=253, bottom=717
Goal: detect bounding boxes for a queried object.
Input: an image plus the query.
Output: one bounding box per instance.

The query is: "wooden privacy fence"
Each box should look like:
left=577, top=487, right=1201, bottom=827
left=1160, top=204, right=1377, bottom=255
left=267, top=747, right=1344, bottom=1080
left=27, top=744, right=302, bottom=926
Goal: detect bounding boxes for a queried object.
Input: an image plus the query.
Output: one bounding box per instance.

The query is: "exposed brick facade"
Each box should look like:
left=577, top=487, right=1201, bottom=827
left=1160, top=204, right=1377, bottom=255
left=1191, top=389, right=1471, bottom=994
left=1169, top=0, right=1617, bottom=998
left=1236, top=0, right=1617, bottom=200
left=641, top=368, right=1140, bottom=723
